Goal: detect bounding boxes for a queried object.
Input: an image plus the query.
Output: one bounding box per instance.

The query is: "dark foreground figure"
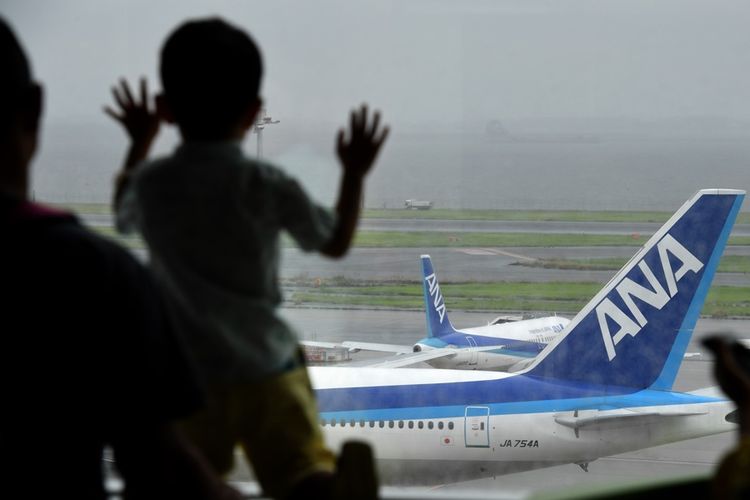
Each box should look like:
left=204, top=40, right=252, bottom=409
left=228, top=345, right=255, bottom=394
left=0, top=17, right=240, bottom=500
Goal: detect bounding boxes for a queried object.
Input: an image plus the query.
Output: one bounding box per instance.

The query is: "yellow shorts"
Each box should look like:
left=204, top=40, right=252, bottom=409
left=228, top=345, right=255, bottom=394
left=179, top=366, right=336, bottom=499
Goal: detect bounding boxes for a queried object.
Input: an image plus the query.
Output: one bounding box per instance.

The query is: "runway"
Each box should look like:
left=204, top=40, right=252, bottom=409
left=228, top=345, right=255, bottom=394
left=279, top=247, right=750, bottom=287
left=129, top=242, right=749, bottom=286
left=359, top=218, right=750, bottom=238
left=102, top=212, right=750, bottom=286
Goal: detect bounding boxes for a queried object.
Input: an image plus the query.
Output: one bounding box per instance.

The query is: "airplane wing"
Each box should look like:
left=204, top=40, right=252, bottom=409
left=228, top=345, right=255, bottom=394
left=554, top=408, right=708, bottom=433
left=347, top=349, right=460, bottom=368
left=350, top=345, right=508, bottom=368
left=300, top=340, right=413, bottom=353
left=341, top=341, right=414, bottom=354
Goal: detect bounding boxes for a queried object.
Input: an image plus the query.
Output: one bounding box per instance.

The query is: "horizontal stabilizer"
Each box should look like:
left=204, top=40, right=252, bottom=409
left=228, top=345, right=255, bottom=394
left=555, top=408, right=708, bottom=432
left=350, top=345, right=509, bottom=368
left=688, top=386, right=725, bottom=398
left=341, top=341, right=414, bottom=354
left=301, top=340, right=414, bottom=354
left=348, top=349, right=459, bottom=368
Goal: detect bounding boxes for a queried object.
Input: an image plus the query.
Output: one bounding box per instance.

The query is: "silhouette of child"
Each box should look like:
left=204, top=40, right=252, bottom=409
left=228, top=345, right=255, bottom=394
left=106, top=17, right=387, bottom=500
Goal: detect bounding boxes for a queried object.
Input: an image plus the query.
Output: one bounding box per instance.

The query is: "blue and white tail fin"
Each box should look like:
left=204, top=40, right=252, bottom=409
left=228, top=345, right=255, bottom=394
left=421, top=255, right=460, bottom=338
left=526, top=189, right=745, bottom=391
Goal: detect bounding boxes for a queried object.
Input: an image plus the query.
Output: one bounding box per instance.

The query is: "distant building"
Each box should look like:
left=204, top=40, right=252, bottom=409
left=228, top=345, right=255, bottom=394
left=303, top=345, right=351, bottom=364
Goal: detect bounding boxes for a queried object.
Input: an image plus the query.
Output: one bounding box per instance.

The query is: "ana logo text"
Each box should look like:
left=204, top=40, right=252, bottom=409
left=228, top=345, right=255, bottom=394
left=424, top=272, right=446, bottom=324
left=596, top=234, right=703, bottom=361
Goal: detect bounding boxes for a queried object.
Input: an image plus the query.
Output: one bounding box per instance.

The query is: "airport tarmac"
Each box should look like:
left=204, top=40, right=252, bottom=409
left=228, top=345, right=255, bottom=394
left=130, top=243, right=749, bottom=286
left=279, top=246, right=750, bottom=287
left=359, top=219, right=750, bottom=238
left=114, top=213, right=750, bottom=286
left=275, top=307, right=746, bottom=497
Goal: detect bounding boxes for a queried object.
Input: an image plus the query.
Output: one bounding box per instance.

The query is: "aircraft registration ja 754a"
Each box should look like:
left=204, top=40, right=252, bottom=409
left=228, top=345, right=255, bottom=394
left=308, top=189, right=745, bottom=484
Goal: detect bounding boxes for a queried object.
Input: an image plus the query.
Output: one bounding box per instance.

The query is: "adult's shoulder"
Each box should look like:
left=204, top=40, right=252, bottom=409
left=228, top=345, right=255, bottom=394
left=44, top=216, right=144, bottom=275
left=24, top=216, right=160, bottom=315
left=49, top=219, right=203, bottom=415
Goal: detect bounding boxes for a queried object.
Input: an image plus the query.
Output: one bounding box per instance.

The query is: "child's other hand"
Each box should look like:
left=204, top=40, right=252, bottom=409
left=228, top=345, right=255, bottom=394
left=337, top=105, right=389, bottom=178
left=704, top=336, right=750, bottom=408
left=105, top=78, right=161, bottom=147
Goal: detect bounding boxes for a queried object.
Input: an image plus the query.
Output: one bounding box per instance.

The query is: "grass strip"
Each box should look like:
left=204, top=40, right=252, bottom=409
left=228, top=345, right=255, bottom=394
left=90, top=225, right=750, bottom=250
left=56, top=202, right=750, bottom=225
left=352, top=231, right=750, bottom=248
left=518, top=255, right=750, bottom=273
left=301, top=282, right=601, bottom=301
left=288, top=282, right=750, bottom=318
left=289, top=292, right=582, bottom=315
left=83, top=225, right=750, bottom=317
left=52, top=202, right=113, bottom=215
left=365, top=209, right=750, bottom=225
left=363, top=209, right=673, bottom=223
left=90, top=226, right=144, bottom=248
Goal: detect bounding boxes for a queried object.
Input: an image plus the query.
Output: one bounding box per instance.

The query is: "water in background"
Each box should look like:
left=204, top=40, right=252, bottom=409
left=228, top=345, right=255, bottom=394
left=33, top=120, right=750, bottom=212
left=370, top=133, right=750, bottom=211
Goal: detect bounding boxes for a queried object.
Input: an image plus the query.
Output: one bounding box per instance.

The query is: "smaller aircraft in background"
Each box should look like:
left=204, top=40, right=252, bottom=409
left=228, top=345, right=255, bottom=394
left=303, top=255, right=570, bottom=370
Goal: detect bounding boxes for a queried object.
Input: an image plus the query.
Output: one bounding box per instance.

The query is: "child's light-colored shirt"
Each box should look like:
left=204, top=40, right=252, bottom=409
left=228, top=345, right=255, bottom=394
left=117, top=141, right=336, bottom=382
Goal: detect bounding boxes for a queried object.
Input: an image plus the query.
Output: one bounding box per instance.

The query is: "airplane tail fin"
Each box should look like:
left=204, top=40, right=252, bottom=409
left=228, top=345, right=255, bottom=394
left=421, top=255, right=460, bottom=338
left=526, top=189, right=745, bottom=391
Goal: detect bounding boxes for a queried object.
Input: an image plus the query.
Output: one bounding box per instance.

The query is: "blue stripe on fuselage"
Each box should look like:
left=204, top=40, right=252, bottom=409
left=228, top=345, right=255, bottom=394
left=317, top=382, right=722, bottom=421
left=315, top=372, right=720, bottom=415
left=484, top=349, right=536, bottom=358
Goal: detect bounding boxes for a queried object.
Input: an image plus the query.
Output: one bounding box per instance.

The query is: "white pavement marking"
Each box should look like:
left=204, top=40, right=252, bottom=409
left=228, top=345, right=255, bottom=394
left=457, top=248, right=537, bottom=262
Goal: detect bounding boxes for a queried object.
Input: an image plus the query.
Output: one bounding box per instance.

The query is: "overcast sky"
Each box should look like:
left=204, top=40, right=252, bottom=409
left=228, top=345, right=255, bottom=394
left=3, top=0, right=750, bottom=130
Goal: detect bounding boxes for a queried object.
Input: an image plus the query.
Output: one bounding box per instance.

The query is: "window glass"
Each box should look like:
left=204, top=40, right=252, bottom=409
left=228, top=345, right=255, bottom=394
left=6, top=1, right=746, bottom=497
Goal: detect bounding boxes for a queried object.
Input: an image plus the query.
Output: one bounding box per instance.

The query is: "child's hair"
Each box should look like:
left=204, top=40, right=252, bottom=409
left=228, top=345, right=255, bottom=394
left=160, top=18, right=263, bottom=140
left=0, top=18, right=32, bottom=136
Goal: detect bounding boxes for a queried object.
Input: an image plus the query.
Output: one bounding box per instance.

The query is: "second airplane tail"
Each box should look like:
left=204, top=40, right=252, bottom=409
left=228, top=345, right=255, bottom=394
left=421, top=254, right=460, bottom=339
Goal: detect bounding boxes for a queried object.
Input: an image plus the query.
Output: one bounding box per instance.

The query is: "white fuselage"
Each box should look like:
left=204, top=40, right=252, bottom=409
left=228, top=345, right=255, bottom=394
left=310, top=367, right=736, bottom=485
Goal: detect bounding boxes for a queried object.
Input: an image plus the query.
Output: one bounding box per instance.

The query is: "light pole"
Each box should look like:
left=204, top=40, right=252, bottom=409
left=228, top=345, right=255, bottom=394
left=253, top=108, right=280, bottom=159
